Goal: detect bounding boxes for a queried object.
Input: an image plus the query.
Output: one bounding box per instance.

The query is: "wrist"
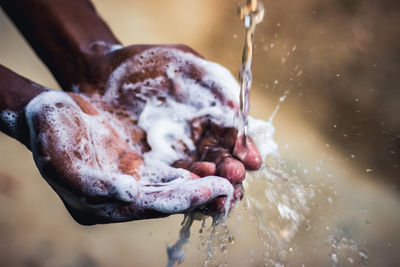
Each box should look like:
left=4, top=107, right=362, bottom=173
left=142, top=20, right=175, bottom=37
left=0, top=0, right=121, bottom=91
left=0, top=65, right=46, bottom=147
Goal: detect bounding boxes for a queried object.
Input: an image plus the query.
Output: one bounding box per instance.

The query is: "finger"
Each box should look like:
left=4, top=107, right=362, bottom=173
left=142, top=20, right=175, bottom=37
left=211, top=124, right=262, bottom=171
left=217, top=157, right=245, bottom=184
left=197, top=136, right=245, bottom=183
left=138, top=176, right=234, bottom=214
left=113, top=177, right=239, bottom=222
left=233, top=135, right=262, bottom=170
left=188, top=161, right=217, bottom=177
left=172, top=159, right=192, bottom=169
left=205, top=183, right=244, bottom=215
left=172, top=159, right=216, bottom=178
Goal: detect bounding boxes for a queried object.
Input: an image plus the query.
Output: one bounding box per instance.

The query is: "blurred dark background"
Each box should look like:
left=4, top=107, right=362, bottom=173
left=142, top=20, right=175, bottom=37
left=203, top=0, right=400, bottom=189
left=1, top=0, right=400, bottom=266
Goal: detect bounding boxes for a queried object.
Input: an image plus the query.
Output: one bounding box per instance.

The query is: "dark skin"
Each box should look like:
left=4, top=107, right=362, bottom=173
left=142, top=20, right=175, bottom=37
left=0, top=0, right=261, bottom=225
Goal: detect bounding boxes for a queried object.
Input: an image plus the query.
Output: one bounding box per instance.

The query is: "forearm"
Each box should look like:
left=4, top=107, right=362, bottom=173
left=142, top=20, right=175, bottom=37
left=0, top=65, right=45, bottom=147
left=0, top=0, right=120, bottom=91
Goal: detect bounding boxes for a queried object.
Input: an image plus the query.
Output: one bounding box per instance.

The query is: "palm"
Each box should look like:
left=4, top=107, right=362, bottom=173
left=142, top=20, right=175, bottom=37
left=25, top=45, right=261, bottom=224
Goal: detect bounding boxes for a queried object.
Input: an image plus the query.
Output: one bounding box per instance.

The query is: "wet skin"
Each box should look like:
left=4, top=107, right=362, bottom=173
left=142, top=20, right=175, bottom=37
left=0, top=0, right=261, bottom=224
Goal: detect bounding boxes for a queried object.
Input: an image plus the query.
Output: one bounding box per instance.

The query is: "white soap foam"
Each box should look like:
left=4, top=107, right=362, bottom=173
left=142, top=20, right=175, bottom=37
left=247, top=116, right=279, bottom=158
left=24, top=48, right=243, bottom=219
left=139, top=176, right=233, bottom=214
left=22, top=47, right=313, bottom=266
left=25, top=91, right=140, bottom=203
left=105, top=47, right=239, bottom=117
left=103, top=47, right=241, bottom=206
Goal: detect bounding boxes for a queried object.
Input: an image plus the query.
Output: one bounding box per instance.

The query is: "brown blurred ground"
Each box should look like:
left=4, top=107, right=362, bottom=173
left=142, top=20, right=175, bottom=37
left=1, top=0, right=400, bottom=266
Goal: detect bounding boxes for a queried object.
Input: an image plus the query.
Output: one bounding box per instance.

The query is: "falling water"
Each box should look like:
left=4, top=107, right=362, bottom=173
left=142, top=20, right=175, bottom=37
left=237, top=0, right=264, bottom=143
left=166, top=1, right=315, bottom=266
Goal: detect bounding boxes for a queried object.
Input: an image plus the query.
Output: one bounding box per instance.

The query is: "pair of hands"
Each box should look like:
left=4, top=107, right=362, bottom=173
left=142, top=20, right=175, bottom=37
left=21, top=44, right=262, bottom=224
left=0, top=0, right=261, bottom=225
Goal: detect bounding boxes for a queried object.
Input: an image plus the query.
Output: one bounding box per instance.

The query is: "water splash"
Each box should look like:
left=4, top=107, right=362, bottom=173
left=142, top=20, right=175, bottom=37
left=166, top=214, right=194, bottom=267
left=268, top=90, right=289, bottom=123
left=166, top=2, right=314, bottom=266
left=244, top=157, right=314, bottom=247
left=166, top=186, right=234, bottom=267
left=327, top=231, right=368, bottom=267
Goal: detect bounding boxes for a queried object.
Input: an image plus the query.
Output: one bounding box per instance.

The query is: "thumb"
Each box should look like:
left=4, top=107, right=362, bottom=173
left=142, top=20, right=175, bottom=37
left=137, top=176, right=234, bottom=214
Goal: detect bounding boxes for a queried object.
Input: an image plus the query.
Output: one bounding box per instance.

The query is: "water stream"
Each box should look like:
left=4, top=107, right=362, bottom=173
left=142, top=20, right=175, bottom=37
left=165, top=1, right=357, bottom=266
left=166, top=1, right=267, bottom=266
left=237, top=0, right=264, bottom=143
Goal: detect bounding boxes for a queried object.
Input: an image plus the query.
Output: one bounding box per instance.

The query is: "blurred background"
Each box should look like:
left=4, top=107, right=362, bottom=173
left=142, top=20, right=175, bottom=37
left=1, top=0, right=399, bottom=266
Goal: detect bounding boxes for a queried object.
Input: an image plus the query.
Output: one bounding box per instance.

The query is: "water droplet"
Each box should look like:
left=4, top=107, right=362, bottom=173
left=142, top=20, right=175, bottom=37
left=220, top=244, right=227, bottom=253
left=284, top=143, right=289, bottom=149
left=347, top=257, right=354, bottom=264
left=360, top=208, right=367, bottom=214
left=330, top=252, right=339, bottom=265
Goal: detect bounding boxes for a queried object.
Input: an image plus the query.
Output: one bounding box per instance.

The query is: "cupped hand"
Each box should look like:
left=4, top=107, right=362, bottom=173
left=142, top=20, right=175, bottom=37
left=26, top=44, right=261, bottom=224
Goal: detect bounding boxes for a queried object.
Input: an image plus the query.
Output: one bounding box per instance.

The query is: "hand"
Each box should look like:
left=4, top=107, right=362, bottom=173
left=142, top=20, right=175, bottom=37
left=24, top=44, right=261, bottom=224
left=0, top=0, right=261, bottom=225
